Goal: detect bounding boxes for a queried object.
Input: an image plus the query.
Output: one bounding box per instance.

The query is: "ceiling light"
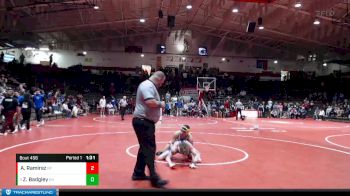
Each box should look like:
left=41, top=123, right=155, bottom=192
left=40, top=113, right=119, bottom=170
left=323, top=63, right=327, bottom=67
left=182, top=57, right=186, bottom=60
left=177, top=44, right=185, bottom=52
left=232, top=8, right=239, bottom=13
left=274, top=60, right=278, bottom=64
left=186, top=5, right=192, bottom=10
left=24, top=47, right=35, bottom=51
left=139, top=18, right=146, bottom=23
left=222, top=58, right=226, bottom=61
left=83, top=51, right=87, bottom=55
left=93, top=5, right=99, bottom=10
left=294, top=2, right=302, bottom=8
left=258, top=26, right=264, bottom=30
left=140, top=54, right=145, bottom=57
left=5, top=42, right=14, bottom=47
left=313, top=19, right=320, bottom=25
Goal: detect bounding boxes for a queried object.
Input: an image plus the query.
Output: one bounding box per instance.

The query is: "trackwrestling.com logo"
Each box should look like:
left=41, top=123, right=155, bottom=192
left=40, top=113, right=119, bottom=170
left=5, top=189, right=11, bottom=195
left=1, top=189, right=57, bottom=196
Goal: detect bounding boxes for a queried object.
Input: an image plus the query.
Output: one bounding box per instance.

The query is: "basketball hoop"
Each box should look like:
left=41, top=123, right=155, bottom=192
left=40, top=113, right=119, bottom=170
left=197, top=77, right=216, bottom=92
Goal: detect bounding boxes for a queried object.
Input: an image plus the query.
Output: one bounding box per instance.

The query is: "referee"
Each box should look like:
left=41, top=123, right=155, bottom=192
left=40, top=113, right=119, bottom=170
left=235, top=99, right=244, bottom=120
left=131, top=71, right=168, bottom=188
left=118, top=96, right=128, bottom=120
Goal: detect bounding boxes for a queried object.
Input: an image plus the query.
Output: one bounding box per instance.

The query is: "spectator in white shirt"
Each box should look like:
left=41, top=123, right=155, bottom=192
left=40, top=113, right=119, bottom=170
left=106, top=102, right=115, bottom=115
left=319, top=109, right=325, bottom=120
left=62, top=102, right=71, bottom=118
left=99, top=96, right=106, bottom=117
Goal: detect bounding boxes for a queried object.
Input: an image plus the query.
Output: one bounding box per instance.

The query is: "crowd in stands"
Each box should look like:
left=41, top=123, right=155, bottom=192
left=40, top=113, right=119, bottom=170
left=0, top=60, right=137, bottom=136
left=161, top=91, right=350, bottom=121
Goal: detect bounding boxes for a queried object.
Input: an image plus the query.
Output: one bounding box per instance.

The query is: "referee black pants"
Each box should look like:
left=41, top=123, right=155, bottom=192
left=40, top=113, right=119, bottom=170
left=236, top=108, right=242, bottom=120
left=132, top=118, right=157, bottom=177
left=120, top=107, right=126, bottom=120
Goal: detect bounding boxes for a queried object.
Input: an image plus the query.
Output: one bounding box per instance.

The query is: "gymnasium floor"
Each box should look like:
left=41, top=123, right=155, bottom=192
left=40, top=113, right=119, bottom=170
left=0, top=115, right=350, bottom=189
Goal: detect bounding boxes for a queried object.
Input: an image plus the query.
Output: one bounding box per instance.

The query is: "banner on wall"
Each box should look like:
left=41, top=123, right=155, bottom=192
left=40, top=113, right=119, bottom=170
left=257, top=59, right=268, bottom=70
left=156, top=56, right=162, bottom=70
left=85, top=58, right=93, bottom=62
left=179, top=88, right=198, bottom=100
left=165, top=65, right=177, bottom=68
left=165, top=56, right=202, bottom=63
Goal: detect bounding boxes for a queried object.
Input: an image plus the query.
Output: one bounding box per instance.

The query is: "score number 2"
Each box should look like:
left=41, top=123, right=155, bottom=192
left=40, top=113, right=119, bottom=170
left=86, top=162, right=98, bottom=174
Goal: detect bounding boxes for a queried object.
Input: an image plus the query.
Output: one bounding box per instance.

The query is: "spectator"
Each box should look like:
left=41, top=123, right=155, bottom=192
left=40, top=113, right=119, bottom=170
left=33, top=90, right=45, bottom=127
left=1, top=90, right=19, bottom=135
left=99, top=96, right=106, bottom=117
left=19, top=93, right=33, bottom=131
left=19, top=53, right=25, bottom=65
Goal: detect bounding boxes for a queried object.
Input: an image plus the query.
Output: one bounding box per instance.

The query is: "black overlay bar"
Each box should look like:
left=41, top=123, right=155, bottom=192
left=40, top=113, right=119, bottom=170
left=16, top=154, right=99, bottom=162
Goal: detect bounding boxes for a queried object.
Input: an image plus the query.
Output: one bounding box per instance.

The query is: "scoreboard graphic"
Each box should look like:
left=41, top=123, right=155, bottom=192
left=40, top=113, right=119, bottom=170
left=16, top=154, right=99, bottom=186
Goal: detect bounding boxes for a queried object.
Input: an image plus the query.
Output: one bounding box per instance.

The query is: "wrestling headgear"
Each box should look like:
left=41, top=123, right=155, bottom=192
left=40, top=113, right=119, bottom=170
left=181, top=125, right=190, bottom=132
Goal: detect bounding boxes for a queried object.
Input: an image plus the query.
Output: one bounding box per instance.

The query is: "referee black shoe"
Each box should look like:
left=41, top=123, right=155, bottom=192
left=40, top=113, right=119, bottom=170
left=150, top=176, right=168, bottom=188
left=151, top=179, right=168, bottom=188
left=132, top=173, right=150, bottom=181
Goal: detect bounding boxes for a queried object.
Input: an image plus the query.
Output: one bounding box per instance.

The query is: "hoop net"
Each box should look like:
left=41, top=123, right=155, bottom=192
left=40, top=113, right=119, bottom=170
left=142, top=65, right=152, bottom=76
left=204, top=85, right=210, bottom=92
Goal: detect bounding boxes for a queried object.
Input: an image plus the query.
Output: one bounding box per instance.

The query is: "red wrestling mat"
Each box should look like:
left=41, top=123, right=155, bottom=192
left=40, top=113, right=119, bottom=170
left=0, top=115, right=349, bottom=189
